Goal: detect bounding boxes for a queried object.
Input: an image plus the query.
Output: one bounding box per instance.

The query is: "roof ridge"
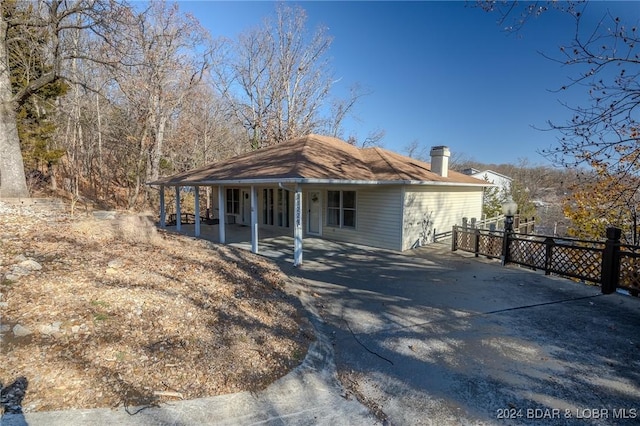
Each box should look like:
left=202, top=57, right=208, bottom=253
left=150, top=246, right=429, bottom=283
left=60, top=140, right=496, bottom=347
left=289, top=135, right=309, bottom=178
left=369, top=147, right=405, bottom=180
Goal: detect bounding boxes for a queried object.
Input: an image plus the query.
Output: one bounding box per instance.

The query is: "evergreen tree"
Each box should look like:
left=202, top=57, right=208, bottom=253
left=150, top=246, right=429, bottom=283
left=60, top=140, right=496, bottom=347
left=9, top=13, right=68, bottom=182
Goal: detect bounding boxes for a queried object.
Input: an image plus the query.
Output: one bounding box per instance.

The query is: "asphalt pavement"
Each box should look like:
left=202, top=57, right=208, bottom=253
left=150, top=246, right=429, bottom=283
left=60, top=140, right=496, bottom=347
left=280, top=241, right=640, bottom=426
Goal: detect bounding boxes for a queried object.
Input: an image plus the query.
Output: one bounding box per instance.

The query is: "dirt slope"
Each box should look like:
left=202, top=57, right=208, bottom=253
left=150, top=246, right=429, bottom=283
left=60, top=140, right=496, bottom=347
left=0, top=203, right=311, bottom=412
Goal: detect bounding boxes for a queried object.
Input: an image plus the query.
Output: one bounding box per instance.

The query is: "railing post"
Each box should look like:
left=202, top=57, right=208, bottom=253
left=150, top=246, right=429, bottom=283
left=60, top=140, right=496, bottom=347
left=501, top=230, right=511, bottom=266
left=601, top=227, right=622, bottom=294
left=544, top=237, right=554, bottom=275
left=452, top=226, right=458, bottom=251
left=474, top=229, right=481, bottom=257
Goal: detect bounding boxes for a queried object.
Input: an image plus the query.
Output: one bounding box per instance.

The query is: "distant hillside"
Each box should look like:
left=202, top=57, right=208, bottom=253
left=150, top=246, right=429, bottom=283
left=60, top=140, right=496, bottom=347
left=453, top=160, right=583, bottom=237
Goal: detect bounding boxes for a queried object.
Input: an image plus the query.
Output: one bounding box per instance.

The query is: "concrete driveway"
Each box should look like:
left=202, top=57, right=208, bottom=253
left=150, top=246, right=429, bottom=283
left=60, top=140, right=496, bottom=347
left=274, top=239, right=640, bottom=425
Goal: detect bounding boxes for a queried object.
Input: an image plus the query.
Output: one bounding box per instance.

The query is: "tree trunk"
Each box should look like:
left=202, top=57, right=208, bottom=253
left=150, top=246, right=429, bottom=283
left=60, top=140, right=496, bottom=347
left=149, top=113, right=167, bottom=184
left=0, top=103, right=28, bottom=198
left=0, top=17, right=28, bottom=198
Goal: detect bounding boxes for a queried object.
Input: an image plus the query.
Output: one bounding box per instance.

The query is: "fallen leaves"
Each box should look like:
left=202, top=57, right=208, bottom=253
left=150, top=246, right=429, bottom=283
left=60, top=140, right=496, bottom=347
left=0, top=208, right=311, bottom=412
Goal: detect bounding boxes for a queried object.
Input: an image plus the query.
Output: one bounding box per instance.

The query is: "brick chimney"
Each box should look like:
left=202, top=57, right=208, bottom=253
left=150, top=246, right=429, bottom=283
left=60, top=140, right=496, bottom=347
left=430, top=146, right=450, bottom=177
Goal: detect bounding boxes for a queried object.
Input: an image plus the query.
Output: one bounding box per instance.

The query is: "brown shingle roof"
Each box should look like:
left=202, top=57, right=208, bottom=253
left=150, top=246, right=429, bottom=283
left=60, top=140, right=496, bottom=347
left=152, top=134, right=486, bottom=186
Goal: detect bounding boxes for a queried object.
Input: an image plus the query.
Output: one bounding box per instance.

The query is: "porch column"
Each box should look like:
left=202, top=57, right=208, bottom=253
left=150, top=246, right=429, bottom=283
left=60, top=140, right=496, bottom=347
left=175, top=186, right=181, bottom=232
left=294, top=184, right=303, bottom=266
left=218, top=185, right=226, bottom=244
left=251, top=185, right=258, bottom=254
left=159, top=185, right=166, bottom=228
left=194, top=186, right=201, bottom=237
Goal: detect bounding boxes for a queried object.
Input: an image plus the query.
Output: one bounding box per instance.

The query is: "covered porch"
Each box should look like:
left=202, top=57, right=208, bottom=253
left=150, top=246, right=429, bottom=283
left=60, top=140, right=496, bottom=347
left=150, top=134, right=487, bottom=262
left=157, top=183, right=306, bottom=265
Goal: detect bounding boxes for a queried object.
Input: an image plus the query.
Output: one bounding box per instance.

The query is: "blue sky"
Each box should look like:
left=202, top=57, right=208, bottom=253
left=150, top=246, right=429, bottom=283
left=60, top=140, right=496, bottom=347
left=177, top=1, right=639, bottom=166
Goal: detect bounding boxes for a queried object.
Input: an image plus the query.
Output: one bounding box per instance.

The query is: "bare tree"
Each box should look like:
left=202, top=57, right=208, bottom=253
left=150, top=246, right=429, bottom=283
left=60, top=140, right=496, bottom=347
left=328, top=83, right=370, bottom=139
left=0, top=0, right=124, bottom=198
left=169, top=81, right=245, bottom=171
left=212, top=4, right=365, bottom=150
left=403, top=140, right=429, bottom=161
left=346, top=129, right=386, bottom=149
left=103, top=1, right=212, bottom=206
left=479, top=1, right=640, bottom=175
left=480, top=0, right=640, bottom=235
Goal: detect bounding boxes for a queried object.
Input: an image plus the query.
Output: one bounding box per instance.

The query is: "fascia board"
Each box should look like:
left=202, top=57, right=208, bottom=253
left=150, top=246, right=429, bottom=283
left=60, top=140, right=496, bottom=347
left=149, top=178, right=490, bottom=188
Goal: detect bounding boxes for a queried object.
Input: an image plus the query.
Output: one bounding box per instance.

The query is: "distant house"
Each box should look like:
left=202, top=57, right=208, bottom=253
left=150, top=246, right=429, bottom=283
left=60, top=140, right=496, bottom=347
left=461, top=168, right=512, bottom=195
left=152, top=135, right=488, bottom=265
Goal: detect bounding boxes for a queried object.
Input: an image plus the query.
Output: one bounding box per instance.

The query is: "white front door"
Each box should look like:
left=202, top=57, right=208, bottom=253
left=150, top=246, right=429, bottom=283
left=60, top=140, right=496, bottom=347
left=241, top=189, right=251, bottom=225
left=307, top=191, right=321, bottom=235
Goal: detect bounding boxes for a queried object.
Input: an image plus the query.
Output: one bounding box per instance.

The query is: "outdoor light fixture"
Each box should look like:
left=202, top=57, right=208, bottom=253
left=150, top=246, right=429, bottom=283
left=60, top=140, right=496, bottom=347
left=502, top=196, right=518, bottom=233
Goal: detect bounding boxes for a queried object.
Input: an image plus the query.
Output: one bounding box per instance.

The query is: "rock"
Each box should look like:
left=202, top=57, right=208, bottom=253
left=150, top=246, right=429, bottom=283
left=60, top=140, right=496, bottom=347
left=13, top=254, right=27, bottom=262
left=39, top=322, right=62, bottom=336
left=9, top=268, right=27, bottom=277
left=107, top=259, right=124, bottom=269
left=9, top=259, right=42, bottom=277
left=71, top=325, right=80, bottom=334
left=12, top=324, right=32, bottom=337
left=93, top=210, right=116, bottom=220
left=18, top=259, right=42, bottom=271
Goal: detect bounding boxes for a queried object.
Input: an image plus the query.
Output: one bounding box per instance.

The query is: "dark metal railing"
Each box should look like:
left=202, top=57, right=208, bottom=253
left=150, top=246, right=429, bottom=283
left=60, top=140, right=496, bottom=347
left=167, top=213, right=217, bottom=226
left=452, top=225, right=639, bottom=296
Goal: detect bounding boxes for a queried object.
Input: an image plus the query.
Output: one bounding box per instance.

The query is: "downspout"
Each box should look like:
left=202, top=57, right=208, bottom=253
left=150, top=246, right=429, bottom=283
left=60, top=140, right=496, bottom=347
left=278, top=182, right=296, bottom=191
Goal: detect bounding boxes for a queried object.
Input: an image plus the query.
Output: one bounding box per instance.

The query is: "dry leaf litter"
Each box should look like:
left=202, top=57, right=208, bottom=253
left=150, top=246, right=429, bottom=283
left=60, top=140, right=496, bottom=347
left=0, top=201, right=311, bottom=412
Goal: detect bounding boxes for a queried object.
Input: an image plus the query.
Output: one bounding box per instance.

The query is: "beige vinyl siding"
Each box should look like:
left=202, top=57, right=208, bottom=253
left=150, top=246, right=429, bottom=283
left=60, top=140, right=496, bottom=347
left=321, top=186, right=403, bottom=251
left=402, top=186, right=483, bottom=250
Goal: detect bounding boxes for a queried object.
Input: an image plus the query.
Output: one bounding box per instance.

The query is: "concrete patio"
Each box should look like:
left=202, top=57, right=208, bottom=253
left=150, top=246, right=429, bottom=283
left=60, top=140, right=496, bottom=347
left=160, top=222, right=368, bottom=266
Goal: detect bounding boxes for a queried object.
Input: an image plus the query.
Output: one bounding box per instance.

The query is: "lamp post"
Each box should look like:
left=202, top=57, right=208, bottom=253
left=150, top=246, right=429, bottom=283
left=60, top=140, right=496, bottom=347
left=501, top=196, right=518, bottom=266
left=502, top=196, right=518, bottom=233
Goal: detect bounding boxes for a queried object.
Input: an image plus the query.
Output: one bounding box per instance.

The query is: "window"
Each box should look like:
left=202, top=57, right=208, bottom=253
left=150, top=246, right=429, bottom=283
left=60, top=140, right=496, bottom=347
left=262, top=188, right=289, bottom=227
left=327, top=190, right=356, bottom=228
left=226, top=188, right=239, bottom=215
left=263, top=189, right=274, bottom=225
left=277, top=188, right=290, bottom=227
left=327, top=190, right=341, bottom=226
left=342, top=191, right=356, bottom=227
